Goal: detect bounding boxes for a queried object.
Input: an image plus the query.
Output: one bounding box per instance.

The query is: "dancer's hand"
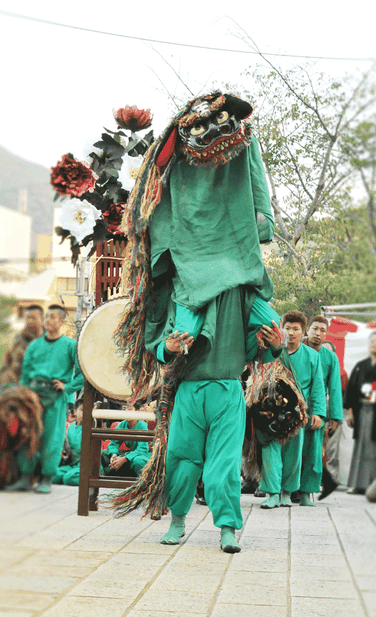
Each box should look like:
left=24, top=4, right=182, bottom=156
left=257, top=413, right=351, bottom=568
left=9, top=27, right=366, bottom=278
left=166, top=332, right=194, bottom=354
left=347, top=408, right=355, bottom=428
left=311, top=415, right=323, bottom=430
left=260, top=321, right=282, bottom=349
left=52, top=379, right=65, bottom=391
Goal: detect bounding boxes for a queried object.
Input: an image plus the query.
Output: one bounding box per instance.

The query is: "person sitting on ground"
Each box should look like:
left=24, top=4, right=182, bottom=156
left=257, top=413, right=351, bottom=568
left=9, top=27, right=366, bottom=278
left=101, top=409, right=151, bottom=478
left=0, top=305, right=44, bottom=385
left=53, top=398, right=85, bottom=486
left=5, top=304, right=84, bottom=494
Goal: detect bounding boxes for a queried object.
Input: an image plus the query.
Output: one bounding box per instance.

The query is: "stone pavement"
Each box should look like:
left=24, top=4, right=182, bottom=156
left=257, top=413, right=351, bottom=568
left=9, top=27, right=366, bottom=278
left=0, top=486, right=375, bottom=617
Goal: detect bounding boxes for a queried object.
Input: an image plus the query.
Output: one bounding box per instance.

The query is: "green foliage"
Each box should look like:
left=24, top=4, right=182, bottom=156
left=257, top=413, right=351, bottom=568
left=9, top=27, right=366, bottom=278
left=268, top=205, right=376, bottom=320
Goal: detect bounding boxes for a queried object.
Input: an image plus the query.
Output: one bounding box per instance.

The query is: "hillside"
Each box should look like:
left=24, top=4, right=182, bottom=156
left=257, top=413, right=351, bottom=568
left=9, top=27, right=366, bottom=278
left=0, top=145, right=55, bottom=244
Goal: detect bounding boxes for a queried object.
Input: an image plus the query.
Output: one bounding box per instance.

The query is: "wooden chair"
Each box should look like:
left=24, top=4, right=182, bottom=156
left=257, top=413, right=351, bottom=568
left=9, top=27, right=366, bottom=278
left=77, top=380, right=156, bottom=516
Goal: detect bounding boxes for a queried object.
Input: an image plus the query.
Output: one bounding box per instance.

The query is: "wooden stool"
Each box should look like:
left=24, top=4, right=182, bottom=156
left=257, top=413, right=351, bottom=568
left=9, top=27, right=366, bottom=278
left=77, top=380, right=155, bottom=516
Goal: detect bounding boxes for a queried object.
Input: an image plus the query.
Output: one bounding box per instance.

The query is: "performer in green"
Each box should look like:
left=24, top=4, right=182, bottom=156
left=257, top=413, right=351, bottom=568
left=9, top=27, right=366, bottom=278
left=6, top=305, right=84, bottom=494
left=305, top=315, right=343, bottom=501
left=102, top=417, right=151, bottom=477
left=53, top=398, right=84, bottom=487
left=114, top=92, right=282, bottom=552
left=259, top=311, right=326, bottom=508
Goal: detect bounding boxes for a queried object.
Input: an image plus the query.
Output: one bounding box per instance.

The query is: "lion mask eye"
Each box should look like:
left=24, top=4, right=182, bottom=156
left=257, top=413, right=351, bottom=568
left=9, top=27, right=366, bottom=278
left=216, top=111, right=229, bottom=124
left=190, top=124, right=206, bottom=136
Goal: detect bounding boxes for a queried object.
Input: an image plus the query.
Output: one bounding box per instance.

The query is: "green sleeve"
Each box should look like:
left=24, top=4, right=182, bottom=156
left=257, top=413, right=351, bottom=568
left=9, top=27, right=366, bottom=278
left=246, top=295, right=281, bottom=363
left=249, top=136, right=274, bottom=244
left=327, top=355, right=343, bottom=421
left=106, top=420, right=127, bottom=456
left=126, top=440, right=150, bottom=470
left=156, top=302, right=205, bottom=364
left=310, top=355, right=327, bottom=419
left=64, top=341, right=84, bottom=396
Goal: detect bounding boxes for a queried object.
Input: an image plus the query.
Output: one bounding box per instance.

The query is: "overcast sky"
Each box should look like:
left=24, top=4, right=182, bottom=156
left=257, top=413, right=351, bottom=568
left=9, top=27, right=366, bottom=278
left=0, top=0, right=374, bottom=170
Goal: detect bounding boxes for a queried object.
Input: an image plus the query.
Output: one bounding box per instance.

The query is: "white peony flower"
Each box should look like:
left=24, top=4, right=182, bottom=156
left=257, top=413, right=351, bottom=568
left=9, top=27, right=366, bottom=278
left=118, top=154, right=143, bottom=191
left=82, top=138, right=102, bottom=163
left=60, top=198, right=101, bottom=243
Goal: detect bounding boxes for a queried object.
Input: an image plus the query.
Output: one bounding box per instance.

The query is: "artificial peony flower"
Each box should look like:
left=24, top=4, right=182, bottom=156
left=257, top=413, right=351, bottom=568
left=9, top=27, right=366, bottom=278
left=102, top=202, right=126, bottom=235
left=59, top=198, right=101, bottom=242
left=118, top=154, right=143, bottom=191
left=113, top=105, right=153, bottom=132
left=51, top=154, right=98, bottom=197
left=82, top=138, right=102, bottom=163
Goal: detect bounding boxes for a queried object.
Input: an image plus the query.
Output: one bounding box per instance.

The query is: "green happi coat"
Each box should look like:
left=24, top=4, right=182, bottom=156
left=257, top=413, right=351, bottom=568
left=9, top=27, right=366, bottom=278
left=19, top=335, right=84, bottom=478
left=259, top=343, right=326, bottom=495
left=299, top=343, right=343, bottom=494
left=317, top=345, right=343, bottom=421
left=146, top=137, right=281, bottom=529
left=149, top=137, right=274, bottom=311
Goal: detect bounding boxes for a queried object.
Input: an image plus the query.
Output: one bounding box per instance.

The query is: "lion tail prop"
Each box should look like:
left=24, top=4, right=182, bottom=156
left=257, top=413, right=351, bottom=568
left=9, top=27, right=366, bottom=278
left=99, top=358, right=184, bottom=520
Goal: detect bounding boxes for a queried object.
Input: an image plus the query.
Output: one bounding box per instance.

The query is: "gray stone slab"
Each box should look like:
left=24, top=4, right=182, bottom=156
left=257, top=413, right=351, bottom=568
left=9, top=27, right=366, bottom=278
left=291, top=564, right=352, bottom=582
left=223, top=570, right=287, bottom=588
left=0, top=590, right=57, bottom=611
left=135, top=590, right=214, bottom=613
left=42, top=596, right=129, bottom=617
left=217, top=584, right=287, bottom=606
left=291, top=578, right=358, bottom=599
left=291, top=596, right=365, bottom=617
left=211, top=605, right=287, bottom=617
left=354, top=575, right=376, bottom=591
left=363, top=591, right=376, bottom=615
left=0, top=574, right=76, bottom=594
left=0, top=612, right=34, bottom=617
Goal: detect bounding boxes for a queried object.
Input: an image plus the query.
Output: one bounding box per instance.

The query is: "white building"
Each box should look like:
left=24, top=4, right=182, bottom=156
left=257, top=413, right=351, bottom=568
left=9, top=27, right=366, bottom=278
left=0, top=205, right=31, bottom=274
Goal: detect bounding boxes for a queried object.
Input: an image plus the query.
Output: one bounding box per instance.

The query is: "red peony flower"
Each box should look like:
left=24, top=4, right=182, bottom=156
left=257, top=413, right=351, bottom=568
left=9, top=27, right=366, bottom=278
left=113, top=106, right=153, bottom=132
left=102, top=203, right=126, bottom=235
left=51, top=154, right=98, bottom=197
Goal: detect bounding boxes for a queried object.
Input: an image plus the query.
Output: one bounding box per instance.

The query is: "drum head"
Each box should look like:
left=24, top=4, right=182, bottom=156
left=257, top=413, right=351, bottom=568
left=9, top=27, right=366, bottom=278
left=77, top=297, right=131, bottom=401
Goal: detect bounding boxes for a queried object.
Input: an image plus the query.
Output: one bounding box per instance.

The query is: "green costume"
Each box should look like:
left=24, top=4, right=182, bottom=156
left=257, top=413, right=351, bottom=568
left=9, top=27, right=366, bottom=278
left=102, top=420, right=151, bottom=475
left=300, top=343, right=343, bottom=495
left=18, top=335, right=84, bottom=478
left=53, top=421, right=82, bottom=486
left=152, top=290, right=281, bottom=529
left=316, top=345, right=343, bottom=421
left=112, top=92, right=281, bottom=551
left=259, top=343, right=326, bottom=496
left=150, top=139, right=274, bottom=311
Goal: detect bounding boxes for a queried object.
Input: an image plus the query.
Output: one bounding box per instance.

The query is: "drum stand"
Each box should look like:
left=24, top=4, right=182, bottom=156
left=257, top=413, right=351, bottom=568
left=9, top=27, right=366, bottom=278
left=77, top=380, right=155, bottom=516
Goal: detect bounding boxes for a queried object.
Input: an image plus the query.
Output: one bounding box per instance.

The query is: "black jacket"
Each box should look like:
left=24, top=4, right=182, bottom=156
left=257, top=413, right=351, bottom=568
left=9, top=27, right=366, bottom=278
left=344, top=357, right=376, bottom=441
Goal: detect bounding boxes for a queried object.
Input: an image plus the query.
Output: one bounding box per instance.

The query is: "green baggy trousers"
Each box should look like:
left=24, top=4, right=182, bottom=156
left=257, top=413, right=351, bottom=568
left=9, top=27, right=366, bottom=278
left=165, top=379, right=245, bottom=529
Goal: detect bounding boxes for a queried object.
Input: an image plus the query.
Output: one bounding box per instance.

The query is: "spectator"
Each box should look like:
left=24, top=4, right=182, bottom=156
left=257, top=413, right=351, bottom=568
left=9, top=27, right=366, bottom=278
left=304, top=316, right=343, bottom=500
left=0, top=305, right=44, bottom=385
left=345, top=331, right=376, bottom=495
left=53, top=398, right=84, bottom=486
left=5, top=305, right=84, bottom=493
left=101, top=412, right=151, bottom=478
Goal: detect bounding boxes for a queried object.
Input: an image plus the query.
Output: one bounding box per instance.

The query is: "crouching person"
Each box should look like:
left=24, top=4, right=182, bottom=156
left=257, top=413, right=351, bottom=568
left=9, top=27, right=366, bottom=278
left=101, top=416, right=151, bottom=478
left=53, top=398, right=84, bottom=486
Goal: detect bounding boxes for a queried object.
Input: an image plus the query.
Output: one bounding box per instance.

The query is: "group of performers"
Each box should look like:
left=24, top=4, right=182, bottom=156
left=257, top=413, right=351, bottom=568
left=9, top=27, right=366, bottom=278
left=108, top=91, right=345, bottom=553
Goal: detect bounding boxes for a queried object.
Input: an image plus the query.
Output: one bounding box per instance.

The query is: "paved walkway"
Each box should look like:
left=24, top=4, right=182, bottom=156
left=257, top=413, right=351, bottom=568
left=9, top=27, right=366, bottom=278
left=0, top=486, right=375, bottom=617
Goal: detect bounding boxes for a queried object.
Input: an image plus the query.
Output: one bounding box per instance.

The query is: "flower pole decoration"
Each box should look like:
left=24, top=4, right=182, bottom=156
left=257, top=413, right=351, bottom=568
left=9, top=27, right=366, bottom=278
left=51, top=106, right=154, bottom=264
